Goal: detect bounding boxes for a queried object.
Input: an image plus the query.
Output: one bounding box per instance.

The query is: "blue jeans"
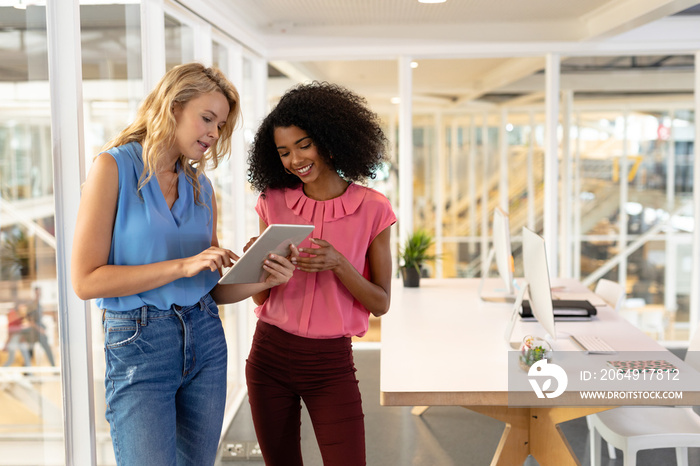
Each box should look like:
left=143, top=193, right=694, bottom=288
left=103, top=294, right=227, bottom=466
left=3, top=333, right=31, bottom=367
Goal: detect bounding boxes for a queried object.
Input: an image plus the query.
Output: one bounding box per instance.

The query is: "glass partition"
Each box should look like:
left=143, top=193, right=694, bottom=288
left=78, top=3, right=144, bottom=464
left=387, top=52, right=697, bottom=343
left=209, top=37, right=245, bottom=395
left=412, top=115, right=436, bottom=243
left=575, top=102, right=695, bottom=342
left=0, top=3, right=64, bottom=463
left=212, top=40, right=227, bottom=71
left=164, top=12, right=194, bottom=72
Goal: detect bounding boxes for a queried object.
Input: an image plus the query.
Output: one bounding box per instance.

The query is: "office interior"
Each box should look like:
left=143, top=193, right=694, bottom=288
left=1, top=0, right=700, bottom=464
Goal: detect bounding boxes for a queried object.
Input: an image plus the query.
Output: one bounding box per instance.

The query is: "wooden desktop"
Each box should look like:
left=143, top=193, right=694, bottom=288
left=379, top=278, right=700, bottom=466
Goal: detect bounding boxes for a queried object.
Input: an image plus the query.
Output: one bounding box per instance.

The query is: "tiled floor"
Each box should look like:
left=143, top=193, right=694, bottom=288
left=217, top=347, right=700, bottom=466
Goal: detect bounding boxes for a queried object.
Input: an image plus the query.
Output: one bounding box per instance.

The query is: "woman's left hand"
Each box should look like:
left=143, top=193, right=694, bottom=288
left=294, top=238, right=343, bottom=273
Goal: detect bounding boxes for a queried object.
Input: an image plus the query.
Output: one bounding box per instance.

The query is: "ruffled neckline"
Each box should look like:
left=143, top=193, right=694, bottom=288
left=284, top=183, right=366, bottom=223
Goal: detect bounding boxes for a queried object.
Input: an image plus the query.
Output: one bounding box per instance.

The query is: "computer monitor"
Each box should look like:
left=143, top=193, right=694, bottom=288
left=504, top=227, right=557, bottom=347
left=479, top=207, right=516, bottom=302
left=521, top=227, right=556, bottom=340
left=493, top=207, right=515, bottom=295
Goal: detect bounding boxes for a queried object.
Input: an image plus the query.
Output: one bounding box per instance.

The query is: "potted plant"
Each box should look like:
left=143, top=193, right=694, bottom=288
left=518, top=335, right=553, bottom=371
left=399, top=229, right=436, bottom=287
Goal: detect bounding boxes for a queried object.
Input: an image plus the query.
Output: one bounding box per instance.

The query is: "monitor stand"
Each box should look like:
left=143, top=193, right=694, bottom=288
left=479, top=248, right=516, bottom=303
left=504, top=284, right=562, bottom=351
left=504, top=282, right=528, bottom=350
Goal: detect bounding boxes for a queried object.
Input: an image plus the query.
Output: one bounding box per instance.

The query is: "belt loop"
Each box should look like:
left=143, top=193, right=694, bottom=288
left=140, top=305, right=148, bottom=326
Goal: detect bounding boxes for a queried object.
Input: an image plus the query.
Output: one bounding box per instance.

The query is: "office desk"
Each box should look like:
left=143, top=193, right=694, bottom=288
left=379, top=278, right=700, bottom=466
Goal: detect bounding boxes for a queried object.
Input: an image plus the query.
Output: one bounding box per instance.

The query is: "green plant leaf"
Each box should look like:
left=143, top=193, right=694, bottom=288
left=399, top=229, right=438, bottom=271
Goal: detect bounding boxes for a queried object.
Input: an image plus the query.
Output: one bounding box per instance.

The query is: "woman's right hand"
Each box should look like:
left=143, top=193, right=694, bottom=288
left=261, top=253, right=295, bottom=287
left=182, top=246, right=238, bottom=277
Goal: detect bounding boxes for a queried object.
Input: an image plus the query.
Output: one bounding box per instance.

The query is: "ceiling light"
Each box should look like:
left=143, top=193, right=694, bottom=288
left=391, top=97, right=401, bottom=104
left=418, top=0, right=447, bottom=3
left=410, top=61, right=418, bottom=69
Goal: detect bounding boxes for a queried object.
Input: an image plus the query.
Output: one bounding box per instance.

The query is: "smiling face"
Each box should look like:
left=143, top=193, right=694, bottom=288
left=171, top=90, right=230, bottom=164
left=274, top=125, right=335, bottom=185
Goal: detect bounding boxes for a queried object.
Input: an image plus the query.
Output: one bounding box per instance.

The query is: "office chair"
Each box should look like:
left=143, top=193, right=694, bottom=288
left=587, top=324, right=700, bottom=466
left=594, top=278, right=626, bottom=312
left=588, top=278, right=629, bottom=458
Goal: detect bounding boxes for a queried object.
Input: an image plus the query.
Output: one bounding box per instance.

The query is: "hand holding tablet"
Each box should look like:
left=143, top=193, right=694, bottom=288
left=218, top=224, right=314, bottom=284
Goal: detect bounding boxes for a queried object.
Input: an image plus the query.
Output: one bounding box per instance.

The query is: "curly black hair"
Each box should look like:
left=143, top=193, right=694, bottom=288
left=247, top=81, right=388, bottom=193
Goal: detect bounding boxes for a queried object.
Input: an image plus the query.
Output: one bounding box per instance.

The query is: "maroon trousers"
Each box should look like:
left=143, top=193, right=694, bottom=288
left=246, top=320, right=366, bottom=465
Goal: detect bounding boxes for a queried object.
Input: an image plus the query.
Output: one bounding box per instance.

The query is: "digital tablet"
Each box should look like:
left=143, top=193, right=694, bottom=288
left=218, top=224, right=314, bottom=285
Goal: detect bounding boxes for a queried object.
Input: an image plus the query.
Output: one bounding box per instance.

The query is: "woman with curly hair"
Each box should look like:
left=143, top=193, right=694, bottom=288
left=245, top=81, right=396, bottom=465
left=71, top=63, right=295, bottom=466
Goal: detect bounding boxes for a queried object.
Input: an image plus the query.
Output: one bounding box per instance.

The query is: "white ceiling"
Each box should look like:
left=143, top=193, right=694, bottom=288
left=229, top=0, right=677, bottom=43
left=3, top=0, right=697, bottom=112
left=214, top=0, right=700, bottom=111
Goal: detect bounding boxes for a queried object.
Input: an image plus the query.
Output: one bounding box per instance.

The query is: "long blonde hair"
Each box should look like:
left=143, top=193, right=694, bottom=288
left=103, top=62, right=241, bottom=204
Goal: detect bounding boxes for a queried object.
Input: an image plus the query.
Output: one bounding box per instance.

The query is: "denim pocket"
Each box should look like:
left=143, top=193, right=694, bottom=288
left=204, top=299, right=220, bottom=319
left=104, top=321, right=141, bottom=349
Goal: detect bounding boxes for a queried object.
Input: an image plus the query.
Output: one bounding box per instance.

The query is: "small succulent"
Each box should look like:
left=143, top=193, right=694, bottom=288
left=519, top=335, right=552, bottom=370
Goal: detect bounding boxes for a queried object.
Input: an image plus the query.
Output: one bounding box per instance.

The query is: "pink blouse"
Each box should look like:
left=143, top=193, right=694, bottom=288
left=255, top=183, right=396, bottom=338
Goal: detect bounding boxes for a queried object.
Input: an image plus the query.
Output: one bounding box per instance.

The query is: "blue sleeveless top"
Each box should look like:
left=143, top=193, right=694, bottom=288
left=96, top=141, right=219, bottom=311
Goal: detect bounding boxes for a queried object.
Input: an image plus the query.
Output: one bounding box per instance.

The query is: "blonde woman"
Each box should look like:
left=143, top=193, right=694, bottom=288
left=71, top=63, right=294, bottom=466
